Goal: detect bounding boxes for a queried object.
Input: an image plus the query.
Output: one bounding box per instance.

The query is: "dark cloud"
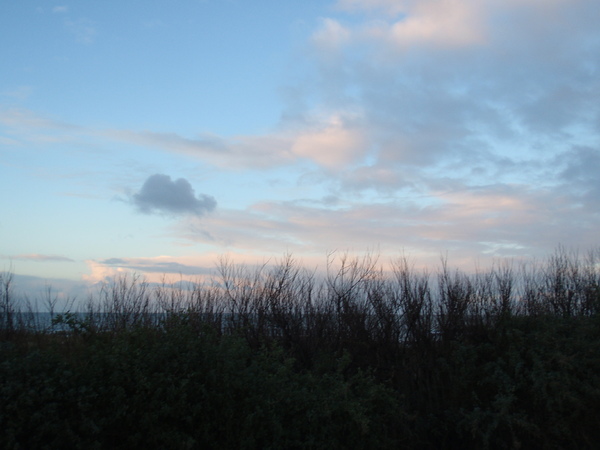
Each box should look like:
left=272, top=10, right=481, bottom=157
left=101, top=258, right=126, bottom=265
left=560, top=146, right=600, bottom=182
left=559, top=146, right=600, bottom=207
left=100, top=258, right=212, bottom=276
left=132, top=174, right=216, bottom=217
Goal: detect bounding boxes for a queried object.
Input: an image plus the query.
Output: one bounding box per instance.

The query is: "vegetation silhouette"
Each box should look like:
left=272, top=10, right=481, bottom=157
left=2, top=247, right=600, bottom=448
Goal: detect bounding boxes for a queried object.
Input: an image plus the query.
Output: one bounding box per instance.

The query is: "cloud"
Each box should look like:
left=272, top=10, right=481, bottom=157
left=332, top=0, right=486, bottom=48
left=52, top=6, right=68, bottom=13
left=0, top=107, right=81, bottom=145
left=334, top=0, right=409, bottom=15
left=108, top=116, right=368, bottom=170
left=339, top=165, right=411, bottom=193
left=99, top=257, right=213, bottom=276
left=8, top=254, right=75, bottom=262
left=105, top=129, right=295, bottom=169
left=335, top=0, right=574, bottom=16
left=558, top=146, right=600, bottom=208
left=390, top=0, right=485, bottom=48
left=2, top=107, right=366, bottom=172
left=298, top=0, right=600, bottom=190
left=167, top=169, right=600, bottom=271
left=132, top=174, right=217, bottom=217
left=105, top=0, right=598, bottom=177
left=82, top=255, right=224, bottom=284
left=312, top=18, right=352, bottom=51
left=291, top=115, right=367, bottom=168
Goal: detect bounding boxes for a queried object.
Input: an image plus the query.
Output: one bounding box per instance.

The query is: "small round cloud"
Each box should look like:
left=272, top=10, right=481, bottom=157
left=132, top=173, right=217, bottom=217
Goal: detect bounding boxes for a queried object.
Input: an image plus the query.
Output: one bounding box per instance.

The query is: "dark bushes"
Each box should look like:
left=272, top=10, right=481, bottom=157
left=2, top=247, right=600, bottom=448
left=1, top=324, right=405, bottom=449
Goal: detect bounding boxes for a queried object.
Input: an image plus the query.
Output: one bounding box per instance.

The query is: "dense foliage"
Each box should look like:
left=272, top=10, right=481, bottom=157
left=2, top=248, right=600, bottom=448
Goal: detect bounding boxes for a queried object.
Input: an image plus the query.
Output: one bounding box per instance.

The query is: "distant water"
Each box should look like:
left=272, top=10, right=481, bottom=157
left=1, top=312, right=167, bottom=332
left=1, top=312, right=86, bottom=332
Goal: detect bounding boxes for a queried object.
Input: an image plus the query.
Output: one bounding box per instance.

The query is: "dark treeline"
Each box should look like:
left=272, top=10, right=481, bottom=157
left=2, top=248, right=600, bottom=448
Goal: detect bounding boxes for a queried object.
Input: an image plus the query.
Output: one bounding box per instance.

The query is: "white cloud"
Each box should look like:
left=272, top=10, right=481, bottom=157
left=333, top=0, right=486, bottom=48
left=336, top=0, right=574, bottom=15
left=83, top=260, right=128, bottom=284
left=390, top=0, right=485, bottom=47
left=312, top=18, right=352, bottom=51
left=291, top=115, right=367, bottom=168
left=332, top=0, right=599, bottom=52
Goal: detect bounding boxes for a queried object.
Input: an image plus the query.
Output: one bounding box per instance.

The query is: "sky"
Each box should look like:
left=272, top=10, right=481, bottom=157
left=1, top=0, right=599, bottom=301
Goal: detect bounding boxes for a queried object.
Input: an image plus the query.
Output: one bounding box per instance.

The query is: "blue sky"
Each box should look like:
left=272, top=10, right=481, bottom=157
left=1, top=0, right=599, bottom=300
